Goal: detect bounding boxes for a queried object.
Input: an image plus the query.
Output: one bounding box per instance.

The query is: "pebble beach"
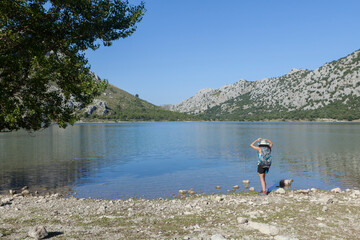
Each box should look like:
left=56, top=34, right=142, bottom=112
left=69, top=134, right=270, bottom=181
left=1, top=187, right=359, bottom=240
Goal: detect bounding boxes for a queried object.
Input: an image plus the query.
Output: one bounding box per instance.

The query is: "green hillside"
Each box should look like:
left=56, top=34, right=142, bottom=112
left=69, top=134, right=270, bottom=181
left=200, top=94, right=360, bottom=121
left=81, top=84, right=199, bottom=122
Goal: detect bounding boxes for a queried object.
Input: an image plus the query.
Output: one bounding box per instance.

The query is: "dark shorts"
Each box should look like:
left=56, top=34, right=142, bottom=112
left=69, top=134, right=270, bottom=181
left=257, top=165, right=270, bottom=174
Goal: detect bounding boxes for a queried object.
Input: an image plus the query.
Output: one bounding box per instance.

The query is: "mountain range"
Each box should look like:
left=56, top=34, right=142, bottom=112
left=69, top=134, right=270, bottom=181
left=163, top=49, right=360, bottom=121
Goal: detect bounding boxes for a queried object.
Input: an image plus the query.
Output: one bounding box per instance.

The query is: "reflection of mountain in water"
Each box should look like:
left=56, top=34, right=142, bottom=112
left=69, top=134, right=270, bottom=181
left=274, top=123, right=360, bottom=186
left=1, top=122, right=360, bottom=197
left=0, top=124, right=134, bottom=192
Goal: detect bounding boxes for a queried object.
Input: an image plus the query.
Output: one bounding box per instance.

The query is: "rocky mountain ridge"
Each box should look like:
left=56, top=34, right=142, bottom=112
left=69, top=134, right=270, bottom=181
left=165, top=49, right=360, bottom=119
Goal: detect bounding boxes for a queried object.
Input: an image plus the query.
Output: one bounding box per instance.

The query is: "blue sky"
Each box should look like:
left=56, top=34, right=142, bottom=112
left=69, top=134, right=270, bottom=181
left=85, top=0, right=360, bottom=105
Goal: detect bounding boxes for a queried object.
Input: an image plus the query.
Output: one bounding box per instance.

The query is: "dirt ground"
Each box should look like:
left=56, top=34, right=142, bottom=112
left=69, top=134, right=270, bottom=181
left=0, top=188, right=359, bottom=240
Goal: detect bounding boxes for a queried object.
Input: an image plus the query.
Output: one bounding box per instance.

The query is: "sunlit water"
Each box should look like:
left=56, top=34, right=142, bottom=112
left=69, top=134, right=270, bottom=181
left=1, top=122, right=359, bottom=199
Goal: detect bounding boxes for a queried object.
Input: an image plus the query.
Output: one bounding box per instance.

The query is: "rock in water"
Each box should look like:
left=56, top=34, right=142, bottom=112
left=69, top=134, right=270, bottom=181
left=242, top=180, right=250, bottom=185
left=215, top=186, right=221, bottom=190
left=178, top=190, right=187, bottom=195
left=28, top=226, right=48, bottom=239
left=188, top=190, right=196, bottom=195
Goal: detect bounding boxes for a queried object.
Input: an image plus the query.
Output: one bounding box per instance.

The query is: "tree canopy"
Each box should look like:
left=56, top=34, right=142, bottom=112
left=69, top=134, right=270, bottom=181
left=0, top=0, right=145, bottom=131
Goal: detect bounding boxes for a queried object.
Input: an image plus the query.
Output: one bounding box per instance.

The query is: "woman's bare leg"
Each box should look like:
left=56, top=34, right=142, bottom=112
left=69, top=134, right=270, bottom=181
left=258, top=173, right=266, bottom=192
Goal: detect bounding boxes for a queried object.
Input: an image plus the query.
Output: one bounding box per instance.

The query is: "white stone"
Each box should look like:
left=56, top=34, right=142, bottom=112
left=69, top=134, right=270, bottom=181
left=318, top=223, right=327, bottom=228
left=215, top=196, right=224, bottom=202
left=317, top=195, right=334, bottom=204
left=97, top=205, right=107, bottom=214
left=210, top=234, right=227, bottom=240
left=275, top=188, right=286, bottom=194
left=331, top=187, right=342, bottom=193
left=352, top=190, right=360, bottom=196
left=274, top=236, right=299, bottom=240
left=248, top=221, right=280, bottom=236
left=237, top=217, right=248, bottom=224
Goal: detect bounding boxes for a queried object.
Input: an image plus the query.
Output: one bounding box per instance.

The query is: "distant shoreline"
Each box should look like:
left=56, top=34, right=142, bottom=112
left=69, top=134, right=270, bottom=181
left=76, top=118, right=360, bottom=124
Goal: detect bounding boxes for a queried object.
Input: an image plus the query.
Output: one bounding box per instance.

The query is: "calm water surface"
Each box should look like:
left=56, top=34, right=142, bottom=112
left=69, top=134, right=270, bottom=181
left=1, top=122, right=359, bottom=199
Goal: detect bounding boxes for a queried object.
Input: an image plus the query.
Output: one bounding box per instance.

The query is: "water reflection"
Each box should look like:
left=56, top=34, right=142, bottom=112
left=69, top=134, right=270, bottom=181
left=0, top=122, right=359, bottom=199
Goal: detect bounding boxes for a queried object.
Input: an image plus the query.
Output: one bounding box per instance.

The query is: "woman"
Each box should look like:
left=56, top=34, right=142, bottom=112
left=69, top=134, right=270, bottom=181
left=250, top=138, right=273, bottom=196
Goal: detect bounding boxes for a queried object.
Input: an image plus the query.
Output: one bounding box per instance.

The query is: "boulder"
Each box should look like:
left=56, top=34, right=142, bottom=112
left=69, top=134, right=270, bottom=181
left=28, top=226, right=48, bottom=239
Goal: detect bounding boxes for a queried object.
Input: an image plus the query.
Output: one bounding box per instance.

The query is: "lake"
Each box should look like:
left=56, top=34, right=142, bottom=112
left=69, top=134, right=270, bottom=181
left=1, top=122, right=359, bottom=199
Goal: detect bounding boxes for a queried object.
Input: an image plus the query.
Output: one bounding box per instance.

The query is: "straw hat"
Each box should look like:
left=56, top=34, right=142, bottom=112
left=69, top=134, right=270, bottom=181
left=258, top=139, right=270, bottom=146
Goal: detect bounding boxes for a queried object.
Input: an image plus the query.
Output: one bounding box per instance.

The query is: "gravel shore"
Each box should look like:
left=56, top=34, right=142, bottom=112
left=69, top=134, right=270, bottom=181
left=1, top=188, right=359, bottom=240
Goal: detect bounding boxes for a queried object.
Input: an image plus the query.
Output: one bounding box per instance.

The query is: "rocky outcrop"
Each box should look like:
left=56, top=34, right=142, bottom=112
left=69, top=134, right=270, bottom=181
left=83, top=99, right=108, bottom=116
left=166, top=49, right=360, bottom=114
left=167, top=80, right=251, bottom=114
